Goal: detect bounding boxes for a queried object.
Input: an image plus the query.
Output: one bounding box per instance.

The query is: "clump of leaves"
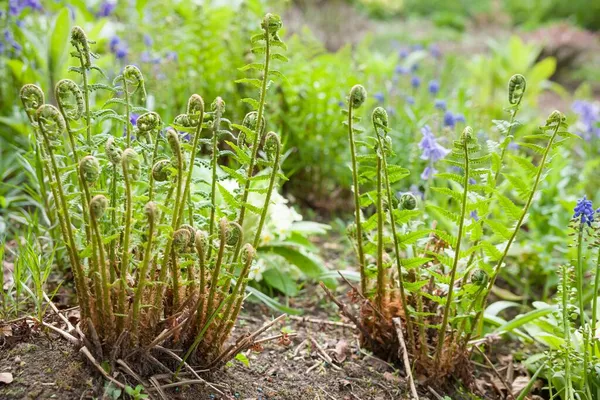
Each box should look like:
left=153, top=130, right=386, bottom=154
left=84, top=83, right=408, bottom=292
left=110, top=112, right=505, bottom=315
left=21, top=14, right=290, bottom=377
left=333, top=75, right=573, bottom=383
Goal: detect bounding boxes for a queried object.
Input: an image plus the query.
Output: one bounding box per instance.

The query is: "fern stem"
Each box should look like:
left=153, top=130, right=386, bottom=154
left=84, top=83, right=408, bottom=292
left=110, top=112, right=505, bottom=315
left=208, top=117, right=220, bottom=260
left=90, top=204, right=113, bottom=334
left=117, top=154, right=134, bottom=332
left=175, top=107, right=205, bottom=228
left=77, top=52, right=91, bottom=145
left=434, top=136, right=470, bottom=366
left=253, top=137, right=280, bottom=249
left=348, top=105, right=367, bottom=293
left=39, top=124, right=90, bottom=320
left=561, top=265, right=574, bottom=400
left=236, top=27, right=270, bottom=231
left=375, top=156, right=385, bottom=310
left=130, top=206, right=156, bottom=342
left=124, top=78, right=132, bottom=147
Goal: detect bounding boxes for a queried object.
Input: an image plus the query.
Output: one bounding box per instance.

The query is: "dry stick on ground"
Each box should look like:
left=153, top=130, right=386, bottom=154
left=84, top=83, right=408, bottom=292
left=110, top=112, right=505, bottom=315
left=34, top=318, right=81, bottom=346
left=319, top=282, right=375, bottom=348
left=117, top=359, right=148, bottom=387
left=474, top=345, right=515, bottom=400
left=428, top=386, right=444, bottom=400
left=393, top=318, right=419, bottom=400
left=207, top=314, right=287, bottom=368
left=80, top=346, right=126, bottom=389
left=43, top=291, right=75, bottom=331
left=288, top=315, right=356, bottom=330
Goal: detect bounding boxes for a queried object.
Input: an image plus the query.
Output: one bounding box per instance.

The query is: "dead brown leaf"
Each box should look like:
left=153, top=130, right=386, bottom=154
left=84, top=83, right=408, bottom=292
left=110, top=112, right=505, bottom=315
left=512, top=375, right=531, bottom=397
left=2, top=261, right=14, bottom=290
left=334, top=339, right=348, bottom=363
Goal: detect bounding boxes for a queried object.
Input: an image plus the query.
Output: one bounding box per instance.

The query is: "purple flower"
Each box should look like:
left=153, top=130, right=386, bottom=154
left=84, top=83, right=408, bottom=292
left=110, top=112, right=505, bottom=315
left=572, top=100, right=600, bottom=140
left=412, top=44, right=424, bottom=51
left=96, top=1, right=116, bottom=18
left=374, top=92, right=384, bottom=103
left=338, top=100, right=345, bottom=108
left=9, top=0, right=42, bottom=16
left=109, top=36, right=120, bottom=52
left=405, top=96, right=415, bottom=105
left=434, top=99, right=447, bottom=111
left=443, top=111, right=455, bottom=128
left=411, top=76, right=421, bottom=89
left=140, top=51, right=151, bottom=63
left=428, top=80, right=439, bottom=95
left=411, top=63, right=419, bottom=73
left=3, top=29, right=21, bottom=52
left=421, top=166, right=437, bottom=180
left=395, top=65, right=408, bottom=75
left=165, top=51, right=178, bottom=62
left=573, top=196, right=595, bottom=227
left=143, top=34, right=153, bottom=47
left=419, top=125, right=450, bottom=163
left=470, top=210, right=479, bottom=221
left=454, top=113, right=466, bottom=124
left=429, top=44, right=441, bottom=59
left=399, top=49, right=409, bottom=59
left=130, top=113, right=139, bottom=126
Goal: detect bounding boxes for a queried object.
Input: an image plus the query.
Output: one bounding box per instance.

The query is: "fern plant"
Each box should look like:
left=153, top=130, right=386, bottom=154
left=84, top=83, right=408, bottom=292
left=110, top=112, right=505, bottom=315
left=333, top=76, right=574, bottom=383
left=20, top=14, right=292, bottom=382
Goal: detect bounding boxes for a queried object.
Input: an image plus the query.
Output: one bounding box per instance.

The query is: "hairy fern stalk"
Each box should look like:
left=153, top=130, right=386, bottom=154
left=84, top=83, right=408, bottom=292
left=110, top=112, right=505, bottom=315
left=21, top=14, right=288, bottom=370
left=341, top=78, right=573, bottom=381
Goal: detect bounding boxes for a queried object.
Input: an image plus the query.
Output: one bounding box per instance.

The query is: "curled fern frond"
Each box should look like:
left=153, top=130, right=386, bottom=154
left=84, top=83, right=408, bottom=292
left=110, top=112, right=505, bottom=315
left=71, top=26, right=93, bottom=68
left=349, top=84, right=367, bottom=109
left=508, top=74, right=526, bottom=106
left=173, top=228, right=192, bottom=253
left=20, top=84, right=45, bottom=121
left=144, top=201, right=158, bottom=222
left=261, top=13, right=283, bottom=36
left=263, top=131, right=281, bottom=161
left=240, top=243, right=256, bottom=265
left=55, top=79, right=84, bottom=121
left=470, top=269, right=489, bottom=286
left=152, top=159, right=171, bottom=182
left=399, top=193, right=418, bottom=210
left=36, top=104, right=66, bottom=140
left=90, top=195, right=108, bottom=219
left=194, top=230, right=209, bottom=259
left=122, top=148, right=140, bottom=179
left=372, top=106, right=389, bottom=132
left=136, top=111, right=161, bottom=134
left=105, top=137, right=123, bottom=165
left=226, top=221, right=244, bottom=247
left=166, top=129, right=182, bottom=166
left=242, top=111, right=265, bottom=139
left=79, top=155, right=100, bottom=184
left=123, top=65, right=147, bottom=102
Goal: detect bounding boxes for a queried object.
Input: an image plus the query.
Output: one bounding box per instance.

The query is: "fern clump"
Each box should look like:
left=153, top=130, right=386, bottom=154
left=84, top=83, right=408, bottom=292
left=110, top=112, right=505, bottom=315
left=334, top=75, right=574, bottom=383
left=20, top=14, right=289, bottom=378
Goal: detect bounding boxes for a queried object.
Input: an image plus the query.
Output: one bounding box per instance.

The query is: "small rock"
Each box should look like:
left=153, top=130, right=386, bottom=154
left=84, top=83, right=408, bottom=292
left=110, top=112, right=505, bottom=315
left=0, top=372, right=13, bottom=384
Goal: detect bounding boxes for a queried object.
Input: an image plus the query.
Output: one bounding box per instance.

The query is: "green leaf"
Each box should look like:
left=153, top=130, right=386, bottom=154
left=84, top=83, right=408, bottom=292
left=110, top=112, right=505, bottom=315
left=245, top=286, right=301, bottom=315
left=235, top=353, right=250, bottom=367
left=262, top=268, right=298, bottom=297
left=493, top=305, right=557, bottom=335
left=259, top=244, right=328, bottom=281
left=49, top=8, right=71, bottom=81
left=235, top=78, right=262, bottom=89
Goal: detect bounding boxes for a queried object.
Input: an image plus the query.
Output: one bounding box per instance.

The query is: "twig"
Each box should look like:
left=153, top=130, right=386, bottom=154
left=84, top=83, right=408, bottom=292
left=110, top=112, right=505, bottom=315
left=306, top=360, right=322, bottom=374
left=80, top=346, right=126, bottom=389
left=36, top=319, right=81, bottom=346
left=86, top=317, right=103, bottom=360
left=43, top=291, right=75, bottom=331
left=319, top=386, right=338, bottom=400
left=474, top=345, right=515, bottom=400
left=428, top=386, right=444, bottom=400
left=392, top=318, right=418, bottom=400
left=293, top=339, right=308, bottom=357
left=117, top=359, right=147, bottom=387
left=288, top=315, right=356, bottom=330
left=148, top=376, right=168, bottom=400
left=152, top=345, right=225, bottom=396
left=253, top=332, right=297, bottom=345
left=208, top=314, right=287, bottom=368
left=319, top=283, right=375, bottom=348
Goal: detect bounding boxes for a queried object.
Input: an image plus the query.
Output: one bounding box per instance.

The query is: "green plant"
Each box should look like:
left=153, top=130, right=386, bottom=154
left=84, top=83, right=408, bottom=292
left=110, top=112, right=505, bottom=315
left=20, top=14, right=292, bottom=378
left=329, top=76, right=573, bottom=383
